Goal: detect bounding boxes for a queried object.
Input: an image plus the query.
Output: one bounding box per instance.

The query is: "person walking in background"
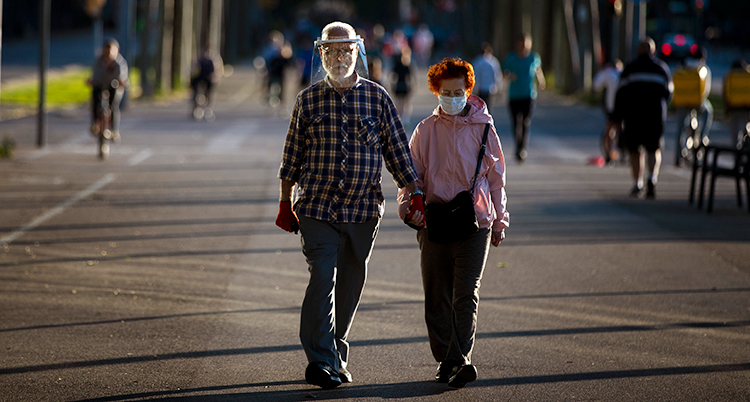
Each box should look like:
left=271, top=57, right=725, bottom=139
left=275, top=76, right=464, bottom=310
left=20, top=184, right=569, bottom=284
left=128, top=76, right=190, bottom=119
left=593, top=59, right=624, bottom=163
left=399, top=57, right=509, bottom=389
left=611, top=38, right=672, bottom=199
left=503, top=33, right=545, bottom=162
left=89, top=38, right=128, bottom=143
left=472, top=42, right=502, bottom=112
left=275, top=21, right=422, bottom=390
left=267, top=41, right=294, bottom=108
left=391, top=47, right=418, bottom=126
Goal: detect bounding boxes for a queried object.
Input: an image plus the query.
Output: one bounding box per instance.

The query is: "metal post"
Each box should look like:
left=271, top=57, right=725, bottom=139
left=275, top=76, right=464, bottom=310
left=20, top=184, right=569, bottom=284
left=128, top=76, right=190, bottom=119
left=37, top=0, right=50, bottom=148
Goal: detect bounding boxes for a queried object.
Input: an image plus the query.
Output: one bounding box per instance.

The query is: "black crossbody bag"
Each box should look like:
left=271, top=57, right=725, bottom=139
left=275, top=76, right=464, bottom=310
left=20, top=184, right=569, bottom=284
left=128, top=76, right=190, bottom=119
left=424, top=123, right=490, bottom=244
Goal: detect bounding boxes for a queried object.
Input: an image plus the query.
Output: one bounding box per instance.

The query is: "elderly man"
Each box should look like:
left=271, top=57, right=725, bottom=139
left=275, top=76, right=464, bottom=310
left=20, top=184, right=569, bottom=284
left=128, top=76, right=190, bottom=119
left=275, top=21, right=423, bottom=389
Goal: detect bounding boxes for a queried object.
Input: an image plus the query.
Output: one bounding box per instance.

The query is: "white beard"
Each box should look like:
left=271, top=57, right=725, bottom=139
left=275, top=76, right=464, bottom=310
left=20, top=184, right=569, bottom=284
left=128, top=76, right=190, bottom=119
left=326, top=62, right=356, bottom=84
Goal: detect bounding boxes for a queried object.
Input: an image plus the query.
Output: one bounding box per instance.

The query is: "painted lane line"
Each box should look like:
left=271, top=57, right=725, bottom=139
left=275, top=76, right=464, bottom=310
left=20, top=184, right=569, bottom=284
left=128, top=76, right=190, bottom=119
left=0, top=173, right=116, bottom=246
left=128, top=148, right=154, bottom=166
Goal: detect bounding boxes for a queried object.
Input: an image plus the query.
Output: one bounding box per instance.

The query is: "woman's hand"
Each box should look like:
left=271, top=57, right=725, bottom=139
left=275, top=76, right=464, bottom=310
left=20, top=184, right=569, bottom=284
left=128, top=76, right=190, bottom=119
left=491, top=229, right=505, bottom=247
left=407, top=210, right=424, bottom=228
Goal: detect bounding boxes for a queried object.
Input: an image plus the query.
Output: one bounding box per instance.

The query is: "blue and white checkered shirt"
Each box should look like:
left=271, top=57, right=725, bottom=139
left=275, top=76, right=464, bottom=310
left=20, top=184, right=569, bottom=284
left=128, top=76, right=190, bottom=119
left=278, top=76, right=418, bottom=223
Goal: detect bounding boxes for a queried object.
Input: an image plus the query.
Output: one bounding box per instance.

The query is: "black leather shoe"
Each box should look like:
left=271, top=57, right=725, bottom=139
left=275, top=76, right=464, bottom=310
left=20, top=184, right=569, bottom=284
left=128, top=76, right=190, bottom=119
left=305, top=362, right=342, bottom=389
left=338, top=366, right=352, bottom=383
left=448, top=364, right=477, bottom=388
left=435, top=360, right=461, bottom=383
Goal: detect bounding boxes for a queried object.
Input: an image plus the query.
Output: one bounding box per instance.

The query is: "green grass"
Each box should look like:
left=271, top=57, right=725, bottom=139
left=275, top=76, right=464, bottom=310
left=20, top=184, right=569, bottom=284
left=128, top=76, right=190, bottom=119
left=1, top=68, right=144, bottom=108
left=1, top=68, right=92, bottom=107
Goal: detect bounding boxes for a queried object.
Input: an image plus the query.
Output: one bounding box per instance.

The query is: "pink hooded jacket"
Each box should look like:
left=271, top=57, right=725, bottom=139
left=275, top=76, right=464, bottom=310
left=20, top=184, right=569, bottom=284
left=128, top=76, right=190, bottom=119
left=398, top=95, right=510, bottom=231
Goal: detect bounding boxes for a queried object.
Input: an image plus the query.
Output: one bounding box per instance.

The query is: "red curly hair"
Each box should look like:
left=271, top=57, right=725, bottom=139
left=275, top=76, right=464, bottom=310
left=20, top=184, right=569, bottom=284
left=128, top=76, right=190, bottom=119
left=427, top=57, right=475, bottom=95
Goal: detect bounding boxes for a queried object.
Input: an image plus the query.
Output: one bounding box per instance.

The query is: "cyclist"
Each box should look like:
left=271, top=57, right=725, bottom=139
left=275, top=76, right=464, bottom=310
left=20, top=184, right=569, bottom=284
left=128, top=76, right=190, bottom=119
left=89, top=38, right=128, bottom=142
left=190, top=47, right=224, bottom=117
left=673, top=46, right=712, bottom=166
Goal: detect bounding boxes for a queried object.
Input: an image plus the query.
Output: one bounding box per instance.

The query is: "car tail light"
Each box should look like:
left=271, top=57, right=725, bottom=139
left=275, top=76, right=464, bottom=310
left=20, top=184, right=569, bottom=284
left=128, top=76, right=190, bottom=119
left=662, top=43, right=672, bottom=55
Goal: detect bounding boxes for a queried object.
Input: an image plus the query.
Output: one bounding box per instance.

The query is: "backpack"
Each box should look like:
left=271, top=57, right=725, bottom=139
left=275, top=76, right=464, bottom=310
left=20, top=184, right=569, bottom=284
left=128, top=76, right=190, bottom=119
left=672, top=66, right=707, bottom=108
left=724, top=69, right=750, bottom=109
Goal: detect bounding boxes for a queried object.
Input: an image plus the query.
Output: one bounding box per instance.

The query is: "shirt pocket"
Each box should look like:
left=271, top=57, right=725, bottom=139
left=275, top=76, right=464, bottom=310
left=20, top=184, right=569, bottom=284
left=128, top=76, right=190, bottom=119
left=306, top=114, right=331, bottom=142
left=357, top=117, right=380, bottom=147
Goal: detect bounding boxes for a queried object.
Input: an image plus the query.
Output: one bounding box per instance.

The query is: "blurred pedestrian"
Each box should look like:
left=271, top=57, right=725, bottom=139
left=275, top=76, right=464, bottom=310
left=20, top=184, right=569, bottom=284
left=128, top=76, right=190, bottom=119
left=472, top=42, right=502, bottom=111
left=412, top=23, right=434, bottom=66
left=611, top=38, right=672, bottom=199
left=593, top=59, right=624, bottom=163
left=275, top=21, right=421, bottom=390
left=503, top=33, right=545, bottom=162
left=398, top=57, right=509, bottom=389
left=267, top=41, right=294, bottom=108
left=89, top=38, right=128, bottom=143
left=390, top=47, right=418, bottom=126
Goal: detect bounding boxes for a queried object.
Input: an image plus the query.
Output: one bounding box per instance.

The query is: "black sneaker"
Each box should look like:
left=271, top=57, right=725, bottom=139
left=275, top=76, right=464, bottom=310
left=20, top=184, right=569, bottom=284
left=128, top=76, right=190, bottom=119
left=448, top=364, right=478, bottom=388
left=646, top=180, right=656, bottom=199
left=435, top=360, right=461, bottom=383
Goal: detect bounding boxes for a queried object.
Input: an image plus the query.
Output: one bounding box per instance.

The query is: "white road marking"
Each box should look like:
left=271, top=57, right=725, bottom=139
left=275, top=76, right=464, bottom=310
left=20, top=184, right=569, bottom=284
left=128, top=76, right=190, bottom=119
left=127, top=148, right=154, bottom=166
left=0, top=173, right=116, bottom=245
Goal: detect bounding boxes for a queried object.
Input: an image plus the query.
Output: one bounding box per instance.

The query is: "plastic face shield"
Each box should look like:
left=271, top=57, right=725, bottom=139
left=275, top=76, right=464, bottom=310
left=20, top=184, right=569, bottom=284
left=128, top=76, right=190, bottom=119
left=310, top=36, right=369, bottom=85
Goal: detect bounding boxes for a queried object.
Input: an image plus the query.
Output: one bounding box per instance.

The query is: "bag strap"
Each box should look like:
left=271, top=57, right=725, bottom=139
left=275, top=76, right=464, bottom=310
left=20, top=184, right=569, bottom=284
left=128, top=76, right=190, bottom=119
left=469, top=123, right=491, bottom=193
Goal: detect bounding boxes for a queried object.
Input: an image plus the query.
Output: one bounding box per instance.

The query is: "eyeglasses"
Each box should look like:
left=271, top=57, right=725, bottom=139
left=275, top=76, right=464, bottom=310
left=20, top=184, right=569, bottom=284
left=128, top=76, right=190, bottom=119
left=320, top=46, right=356, bottom=57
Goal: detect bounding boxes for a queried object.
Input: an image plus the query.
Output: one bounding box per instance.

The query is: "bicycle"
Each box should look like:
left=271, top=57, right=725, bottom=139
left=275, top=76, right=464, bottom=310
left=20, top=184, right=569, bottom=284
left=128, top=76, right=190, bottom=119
left=92, top=81, right=120, bottom=160
left=675, top=107, right=710, bottom=167
left=191, top=80, right=215, bottom=121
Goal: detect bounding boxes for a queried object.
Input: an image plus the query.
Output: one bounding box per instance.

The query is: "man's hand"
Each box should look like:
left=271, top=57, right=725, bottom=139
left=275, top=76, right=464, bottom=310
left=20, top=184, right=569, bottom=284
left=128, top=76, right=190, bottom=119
left=275, top=201, right=299, bottom=234
left=491, top=229, right=505, bottom=247
left=404, top=191, right=425, bottom=230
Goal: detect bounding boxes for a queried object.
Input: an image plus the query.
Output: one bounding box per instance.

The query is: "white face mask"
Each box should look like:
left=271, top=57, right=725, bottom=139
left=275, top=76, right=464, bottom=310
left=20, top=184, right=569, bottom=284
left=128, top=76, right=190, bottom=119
left=438, top=95, right=467, bottom=115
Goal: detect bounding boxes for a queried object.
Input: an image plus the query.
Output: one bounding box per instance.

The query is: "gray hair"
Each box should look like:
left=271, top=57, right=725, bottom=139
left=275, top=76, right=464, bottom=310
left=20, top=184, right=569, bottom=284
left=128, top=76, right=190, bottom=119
left=322, top=21, right=356, bottom=40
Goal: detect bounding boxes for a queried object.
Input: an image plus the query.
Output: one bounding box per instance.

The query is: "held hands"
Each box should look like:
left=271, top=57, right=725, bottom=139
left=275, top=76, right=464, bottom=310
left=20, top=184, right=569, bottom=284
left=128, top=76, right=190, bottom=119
left=404, top=193, right=425, bottom=231
left=275, top=201, right=299, bottom=234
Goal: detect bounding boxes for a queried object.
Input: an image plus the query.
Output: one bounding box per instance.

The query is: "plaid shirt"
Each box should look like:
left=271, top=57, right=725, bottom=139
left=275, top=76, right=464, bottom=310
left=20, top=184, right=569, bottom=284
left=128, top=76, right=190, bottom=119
left=278, top=76, right=418, bottom=223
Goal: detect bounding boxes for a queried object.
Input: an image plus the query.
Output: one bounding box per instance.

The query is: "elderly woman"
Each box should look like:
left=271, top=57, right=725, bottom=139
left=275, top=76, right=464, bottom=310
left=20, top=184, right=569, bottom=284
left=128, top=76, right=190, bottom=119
left=398, top=57, right=509, bottom=388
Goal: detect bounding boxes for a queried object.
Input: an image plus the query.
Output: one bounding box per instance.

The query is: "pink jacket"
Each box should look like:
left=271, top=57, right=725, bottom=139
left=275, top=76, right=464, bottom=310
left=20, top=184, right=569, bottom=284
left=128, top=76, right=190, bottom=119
left=398, top=95, right=510, bottom=231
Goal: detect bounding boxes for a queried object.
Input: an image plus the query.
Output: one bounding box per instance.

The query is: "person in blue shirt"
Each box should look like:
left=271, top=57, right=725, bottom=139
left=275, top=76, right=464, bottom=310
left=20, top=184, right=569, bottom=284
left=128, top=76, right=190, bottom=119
left=503, top=33, right=546, bottom=162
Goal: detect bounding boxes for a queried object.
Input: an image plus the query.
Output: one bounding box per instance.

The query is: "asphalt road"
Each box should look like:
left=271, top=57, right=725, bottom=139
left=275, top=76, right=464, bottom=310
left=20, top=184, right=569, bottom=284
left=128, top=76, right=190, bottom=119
left=1, top=66, right=749, bottom=402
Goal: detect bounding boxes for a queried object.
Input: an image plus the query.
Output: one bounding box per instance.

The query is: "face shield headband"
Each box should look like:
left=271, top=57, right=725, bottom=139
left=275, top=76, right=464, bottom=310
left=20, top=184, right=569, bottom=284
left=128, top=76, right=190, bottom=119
left=309, top=36, right=369, bottom=85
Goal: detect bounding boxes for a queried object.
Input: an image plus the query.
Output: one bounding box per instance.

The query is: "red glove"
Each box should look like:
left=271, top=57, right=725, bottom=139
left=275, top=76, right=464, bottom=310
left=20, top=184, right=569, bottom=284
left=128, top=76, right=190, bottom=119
left=275, top=201, right=299, bottom=234
left=404, top=192, right=425, bottom=230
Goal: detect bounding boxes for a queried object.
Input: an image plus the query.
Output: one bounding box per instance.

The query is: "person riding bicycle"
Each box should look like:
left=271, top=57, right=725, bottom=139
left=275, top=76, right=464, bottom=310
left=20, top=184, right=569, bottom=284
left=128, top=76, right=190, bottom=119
left=89, top=38, right=128, bottom=143
left=673, top=46, right=712, bottom=166
left=190, top=47, right=223, bottom=116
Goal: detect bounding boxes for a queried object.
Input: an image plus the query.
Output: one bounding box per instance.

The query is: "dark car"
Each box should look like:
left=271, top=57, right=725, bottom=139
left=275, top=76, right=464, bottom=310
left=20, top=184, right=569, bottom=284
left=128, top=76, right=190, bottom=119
left=660, top=33, right=699, bottom=63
